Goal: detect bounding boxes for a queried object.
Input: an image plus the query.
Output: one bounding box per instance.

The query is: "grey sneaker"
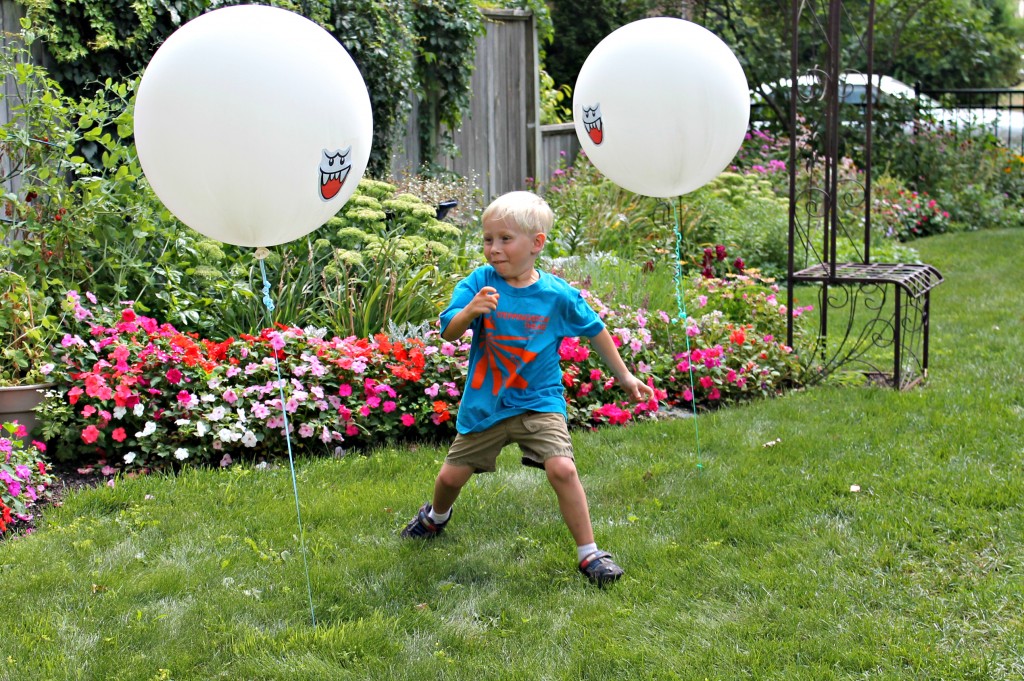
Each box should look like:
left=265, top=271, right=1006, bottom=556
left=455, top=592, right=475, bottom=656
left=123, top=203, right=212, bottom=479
left=578, top=550, right=624, bottom=586
left=400, top=503, right=449, bottom=539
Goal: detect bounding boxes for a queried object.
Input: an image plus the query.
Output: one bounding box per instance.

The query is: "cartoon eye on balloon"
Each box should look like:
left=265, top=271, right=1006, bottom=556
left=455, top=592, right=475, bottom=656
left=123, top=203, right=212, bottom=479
left=573, top=18, right=750, bottom=198
left=134, top=5, right=373, bottom=248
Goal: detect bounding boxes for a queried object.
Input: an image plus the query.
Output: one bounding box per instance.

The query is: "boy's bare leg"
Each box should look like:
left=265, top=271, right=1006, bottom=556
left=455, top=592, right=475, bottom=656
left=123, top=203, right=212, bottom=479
left=544, top=456, right=595, bottom=546
left=432, top=462, right=474, bottom=514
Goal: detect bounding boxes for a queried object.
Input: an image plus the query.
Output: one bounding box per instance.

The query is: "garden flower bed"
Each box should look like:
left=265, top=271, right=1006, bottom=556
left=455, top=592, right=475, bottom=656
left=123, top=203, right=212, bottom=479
left=28, top=275, right=806, bottom=488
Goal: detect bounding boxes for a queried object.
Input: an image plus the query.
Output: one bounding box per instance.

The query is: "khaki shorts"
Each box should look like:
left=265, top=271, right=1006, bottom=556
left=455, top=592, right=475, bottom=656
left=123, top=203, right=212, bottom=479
left=445, top=411, right=574, bottom=473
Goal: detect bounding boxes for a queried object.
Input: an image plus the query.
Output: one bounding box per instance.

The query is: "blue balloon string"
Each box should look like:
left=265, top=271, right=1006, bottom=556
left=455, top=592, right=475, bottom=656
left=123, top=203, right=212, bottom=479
left=671, top=200, right=703, bottom=471
left=259, top=256, right=317, bottom=626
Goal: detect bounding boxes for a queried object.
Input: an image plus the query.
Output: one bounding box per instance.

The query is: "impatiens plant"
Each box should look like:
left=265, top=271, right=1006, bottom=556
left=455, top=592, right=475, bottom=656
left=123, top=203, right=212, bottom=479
left=1, top=420, right=55, bottom=534
left=38, top=274, right=812, bottom=474
left=39, top=291, right=471, bottom=470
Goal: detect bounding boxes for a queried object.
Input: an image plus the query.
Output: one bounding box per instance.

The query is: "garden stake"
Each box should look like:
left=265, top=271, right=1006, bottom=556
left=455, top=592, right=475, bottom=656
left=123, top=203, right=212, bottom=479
left=672, top=201, right=703, bottom=472
left=256, top=247, right=318, bottom=627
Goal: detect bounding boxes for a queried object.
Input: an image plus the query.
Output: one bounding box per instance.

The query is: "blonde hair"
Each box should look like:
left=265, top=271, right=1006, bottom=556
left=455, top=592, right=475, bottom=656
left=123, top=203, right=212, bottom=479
left=481, top=191, right=554, bottom=236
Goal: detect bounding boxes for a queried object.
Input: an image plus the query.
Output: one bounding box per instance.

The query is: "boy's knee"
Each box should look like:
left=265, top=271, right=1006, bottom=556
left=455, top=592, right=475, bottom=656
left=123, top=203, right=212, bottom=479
left=544, top=456, right=579, bottom=486
left=437, top=464, right=473, bottom=490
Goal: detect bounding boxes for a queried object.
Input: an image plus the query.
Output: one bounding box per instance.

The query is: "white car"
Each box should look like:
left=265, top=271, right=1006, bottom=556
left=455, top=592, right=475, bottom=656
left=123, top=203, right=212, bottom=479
left=753, top=73, right=1024, bottom=149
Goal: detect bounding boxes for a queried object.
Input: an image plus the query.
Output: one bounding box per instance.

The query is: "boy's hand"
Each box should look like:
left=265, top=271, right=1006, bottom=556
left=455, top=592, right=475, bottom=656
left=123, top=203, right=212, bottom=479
left=464, top=286, right=499, bottom=318
left=619, top=374, right=657, bottom=403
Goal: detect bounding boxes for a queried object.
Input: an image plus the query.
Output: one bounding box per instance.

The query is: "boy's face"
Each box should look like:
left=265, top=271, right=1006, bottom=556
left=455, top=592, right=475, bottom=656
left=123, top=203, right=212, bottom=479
left=482, top=215, right=545, bottom=284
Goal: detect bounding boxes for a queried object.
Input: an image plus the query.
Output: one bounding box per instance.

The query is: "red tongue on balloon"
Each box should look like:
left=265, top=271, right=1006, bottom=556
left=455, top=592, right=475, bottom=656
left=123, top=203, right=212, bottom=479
left=321, top=177, right=342, bottom=200
left=588, top=127, right=603, bottom=145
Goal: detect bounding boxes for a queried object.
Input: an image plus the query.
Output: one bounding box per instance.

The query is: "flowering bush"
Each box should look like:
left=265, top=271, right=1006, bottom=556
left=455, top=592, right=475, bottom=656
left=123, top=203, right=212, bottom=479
left=40, top=291, right=471, bottom=470
left=1, top=420, right=55, bottom=534
left=560, top=275, right=809, bottom=426
left=38, top=279, right=812, bottom=473
left=873, top=185, right=951, bottom=241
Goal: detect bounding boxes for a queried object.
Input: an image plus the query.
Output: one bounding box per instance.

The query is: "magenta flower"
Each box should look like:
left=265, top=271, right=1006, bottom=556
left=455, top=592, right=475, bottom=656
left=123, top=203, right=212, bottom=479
left=401, top=414, right=416, bottom=427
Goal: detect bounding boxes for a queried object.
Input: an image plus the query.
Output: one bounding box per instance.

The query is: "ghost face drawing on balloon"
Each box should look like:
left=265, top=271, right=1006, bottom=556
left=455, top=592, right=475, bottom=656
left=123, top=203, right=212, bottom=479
left=319, top=147, right=352, bottom=201
left=582, top=104, right=603, bottom=145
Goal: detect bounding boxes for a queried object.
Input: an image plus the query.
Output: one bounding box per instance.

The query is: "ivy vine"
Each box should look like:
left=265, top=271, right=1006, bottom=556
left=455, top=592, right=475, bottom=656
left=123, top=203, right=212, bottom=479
left=409, top=0, right=484, bottom=168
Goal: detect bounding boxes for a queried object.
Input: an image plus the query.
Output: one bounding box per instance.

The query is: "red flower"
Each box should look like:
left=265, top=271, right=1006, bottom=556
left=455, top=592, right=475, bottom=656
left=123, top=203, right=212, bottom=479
left=112, top=428, right=127, bottom=443
left=121, top=308, right=137, bottom=323
left=729, top=328, right=746, bottom=345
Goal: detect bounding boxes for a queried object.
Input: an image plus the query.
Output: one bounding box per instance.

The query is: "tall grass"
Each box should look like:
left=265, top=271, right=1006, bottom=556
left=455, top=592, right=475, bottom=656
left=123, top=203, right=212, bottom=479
left=1, top=229, right=1022, bottom=680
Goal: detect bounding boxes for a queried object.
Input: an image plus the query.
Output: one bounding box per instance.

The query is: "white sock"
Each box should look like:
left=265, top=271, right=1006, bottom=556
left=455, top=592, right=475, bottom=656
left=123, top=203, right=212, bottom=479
left=577, top=542, right=598, bottom=563
left=428, top=506, right=451, bottom=524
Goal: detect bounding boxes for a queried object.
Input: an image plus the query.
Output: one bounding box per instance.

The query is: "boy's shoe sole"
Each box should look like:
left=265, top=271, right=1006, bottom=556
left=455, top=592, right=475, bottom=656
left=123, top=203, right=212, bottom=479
left=579, top=550, right=624, bottom=586
left=400, top=503, right=449, bottom=539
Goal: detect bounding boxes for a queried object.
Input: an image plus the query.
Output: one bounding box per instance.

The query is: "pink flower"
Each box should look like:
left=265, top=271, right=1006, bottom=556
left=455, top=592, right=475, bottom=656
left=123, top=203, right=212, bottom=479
left=383, top=401, right=397, bottom=413
left=440, top=342, right=456, bottom=357
left=708, top=388, right=721, bottom=400
left=111, top=428, right=127, bottom=443
left=699, top=376, right=714, bottom=389
left=268, top=332, right=286, bottom=351
left=166, top=368, right=183, bottom=384
left=345, top=424, right=359, bottom=437
left=683, top=388, right=694, bottom=402
left=366, top=396, right=381, bottom=409
left=401, top=414, right=415, bottom=427
left=425, top=383, right=440, bottom=397
left=176, top=390, right=193, bottom=406
left=338, top=384, right=353, bottom=397
left=589, top=369, right=602, bottom=382
left=298, top=424, right=315, bottom=438
left=81, top=425, right=101, bottom=444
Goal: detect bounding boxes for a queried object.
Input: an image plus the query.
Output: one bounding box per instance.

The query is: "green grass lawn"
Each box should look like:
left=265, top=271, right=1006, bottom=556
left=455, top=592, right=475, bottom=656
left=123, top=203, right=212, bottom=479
left=2, top=230, right=1022, bottom=680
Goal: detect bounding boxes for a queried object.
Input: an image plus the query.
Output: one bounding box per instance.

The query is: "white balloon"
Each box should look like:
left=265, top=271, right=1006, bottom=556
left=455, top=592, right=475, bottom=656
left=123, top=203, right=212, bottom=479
left=573, top=18, right=749, bottom=198
left=134, top=5, right=373, bottom=247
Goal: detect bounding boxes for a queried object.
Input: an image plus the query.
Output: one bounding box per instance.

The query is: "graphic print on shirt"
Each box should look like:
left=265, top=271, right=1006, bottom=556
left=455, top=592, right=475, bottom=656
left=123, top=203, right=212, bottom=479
left=471, top=314, right=540, bottom=394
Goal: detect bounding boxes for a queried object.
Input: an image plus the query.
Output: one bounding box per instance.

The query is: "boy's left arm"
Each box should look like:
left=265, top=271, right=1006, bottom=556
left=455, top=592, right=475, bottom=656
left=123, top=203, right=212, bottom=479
left=588, top=329, right=657, bottom=402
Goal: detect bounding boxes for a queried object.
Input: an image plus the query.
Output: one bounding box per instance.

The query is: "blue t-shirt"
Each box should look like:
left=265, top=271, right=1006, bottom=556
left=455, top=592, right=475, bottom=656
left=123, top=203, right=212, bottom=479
left=440, top=266, right=605, bottom=434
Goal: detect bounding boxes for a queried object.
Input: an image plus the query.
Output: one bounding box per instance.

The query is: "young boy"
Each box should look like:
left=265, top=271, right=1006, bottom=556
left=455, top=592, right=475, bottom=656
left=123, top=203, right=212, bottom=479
left=400, top=191, right=655, bottom=585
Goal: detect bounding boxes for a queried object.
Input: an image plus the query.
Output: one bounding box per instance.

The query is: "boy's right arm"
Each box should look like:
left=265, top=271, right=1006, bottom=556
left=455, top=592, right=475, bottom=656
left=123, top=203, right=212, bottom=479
left=441, top=286, right=500, bottom=341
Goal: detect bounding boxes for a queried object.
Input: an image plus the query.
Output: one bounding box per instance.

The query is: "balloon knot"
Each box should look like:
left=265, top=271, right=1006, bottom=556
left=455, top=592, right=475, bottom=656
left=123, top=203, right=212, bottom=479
left=254, top=247, right=271, bottom=260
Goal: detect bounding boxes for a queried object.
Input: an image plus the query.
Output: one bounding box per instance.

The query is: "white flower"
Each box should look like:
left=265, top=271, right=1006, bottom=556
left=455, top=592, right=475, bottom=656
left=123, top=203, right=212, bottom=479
left=123, top=452, right=137, bottom=464
left=175, top=419, right=191, bottom=427
left=174, top=448, right=189, bottom=461
left=201, top=393, right=216, bottom=403
left=113, top=406, right=127, bottom=420
left=217, top=428, right=235, bottom=442
left=208, top=406, right=227, bottom=422
left=135, top=421, right=157, bottom=438
left=132, top=403, right=145, bottom=417
left=207, top=377, right=222, bottom=389
left=241, top=431, right=258, bottom=448
left=196, top=421, right=208, bottom=437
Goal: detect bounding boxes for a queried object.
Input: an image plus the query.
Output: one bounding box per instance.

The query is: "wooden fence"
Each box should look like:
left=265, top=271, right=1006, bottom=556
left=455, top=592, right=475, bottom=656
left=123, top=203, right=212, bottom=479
left=393, top=8, right=542, bottom=202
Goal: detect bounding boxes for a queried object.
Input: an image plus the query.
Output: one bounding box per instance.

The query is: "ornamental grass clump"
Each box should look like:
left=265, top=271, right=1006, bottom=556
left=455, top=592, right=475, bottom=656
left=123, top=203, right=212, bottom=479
left=0, top=420, right=55, bottom=534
